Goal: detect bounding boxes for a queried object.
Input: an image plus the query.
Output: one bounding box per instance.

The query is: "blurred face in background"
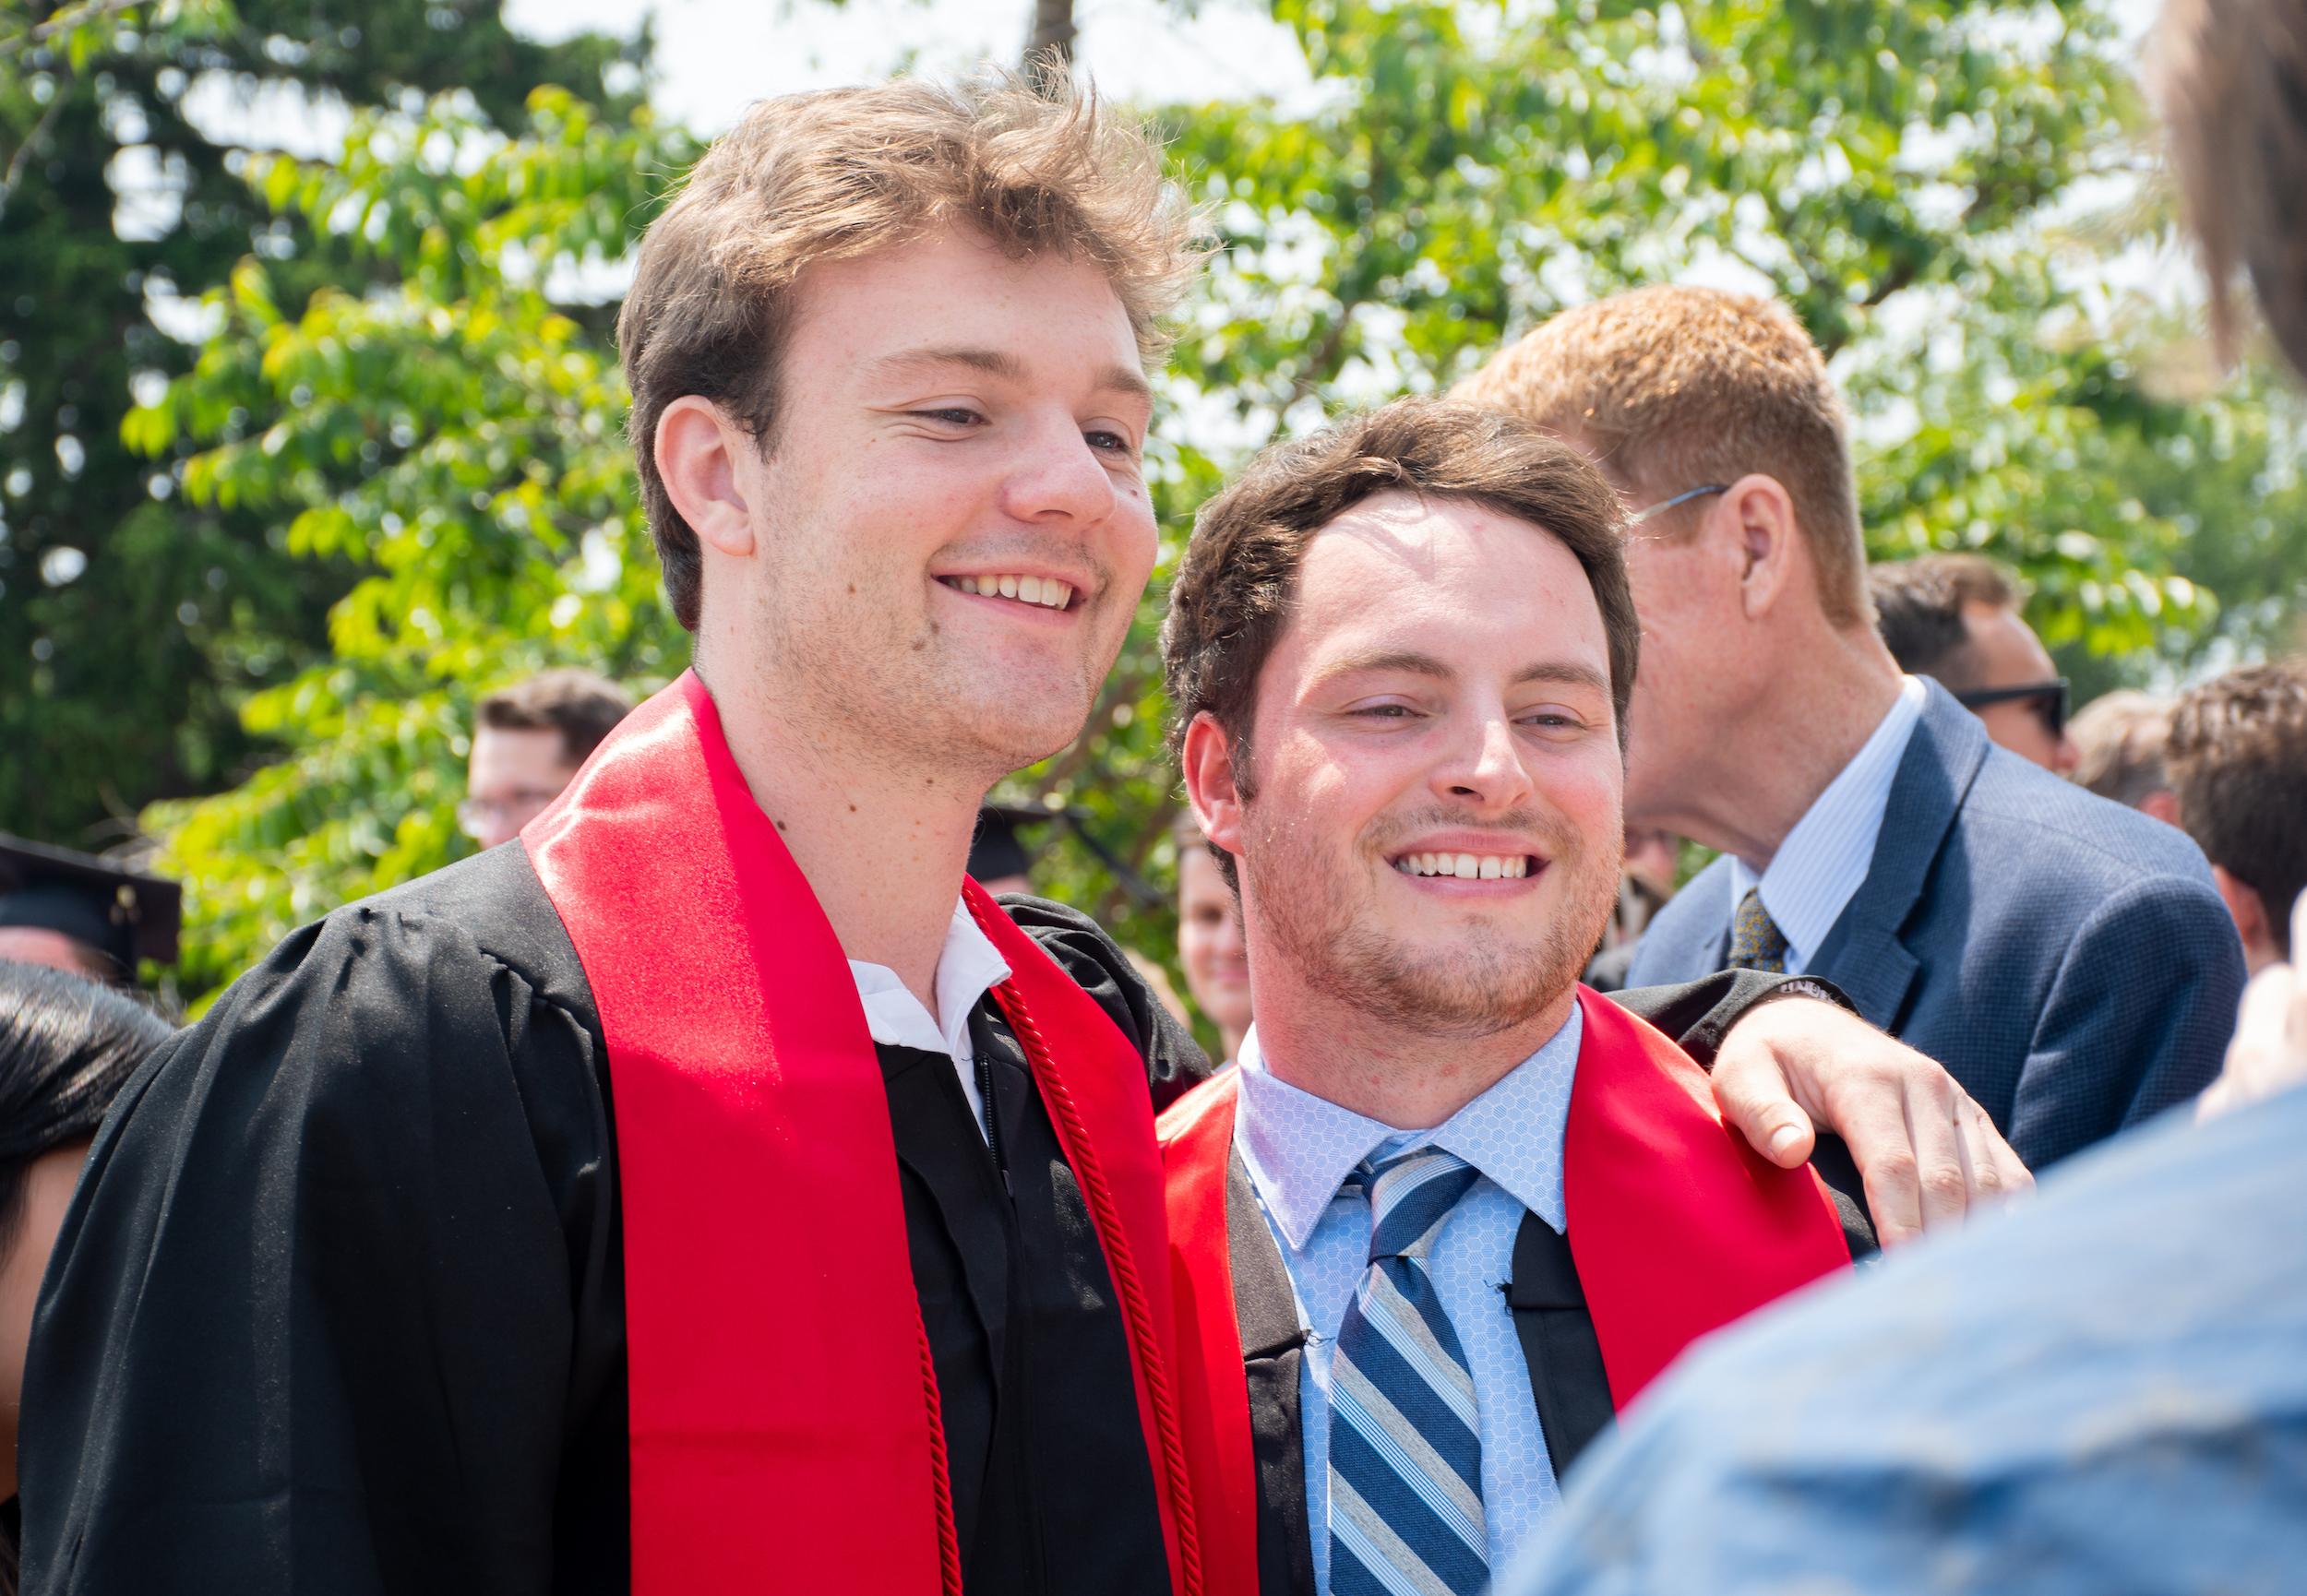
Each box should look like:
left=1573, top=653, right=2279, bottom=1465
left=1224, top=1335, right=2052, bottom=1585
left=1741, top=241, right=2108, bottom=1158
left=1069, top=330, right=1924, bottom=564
left=1959, top=601, right=2079, bottom=774
left=0, top=1138, right=93, bottom=1497
left=1177, top=843, right=1252, bottom=1058
left=463, top=726, right=580, bottom=851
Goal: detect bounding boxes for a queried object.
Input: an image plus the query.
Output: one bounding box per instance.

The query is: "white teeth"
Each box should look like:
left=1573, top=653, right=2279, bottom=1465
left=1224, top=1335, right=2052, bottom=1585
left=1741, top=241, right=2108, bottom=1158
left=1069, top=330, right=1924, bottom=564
left=1392, top=852, right=1532, bottom=879
left=948, top=575, right=1070, bottom=609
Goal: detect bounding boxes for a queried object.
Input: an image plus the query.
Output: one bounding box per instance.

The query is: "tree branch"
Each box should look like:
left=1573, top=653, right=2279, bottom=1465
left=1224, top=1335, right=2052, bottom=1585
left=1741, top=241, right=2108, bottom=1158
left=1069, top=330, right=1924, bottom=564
left=1022, top=0, right=1075, bottom=91
left=0, top=88, right=66, bottom=226
left=0, top=0, right=149, bottom=60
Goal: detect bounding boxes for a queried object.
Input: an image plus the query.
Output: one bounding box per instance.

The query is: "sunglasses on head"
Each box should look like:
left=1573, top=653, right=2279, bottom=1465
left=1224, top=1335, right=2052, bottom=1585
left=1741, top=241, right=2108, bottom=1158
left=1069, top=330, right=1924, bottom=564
left=1954, top=678, right=2070, bottom=741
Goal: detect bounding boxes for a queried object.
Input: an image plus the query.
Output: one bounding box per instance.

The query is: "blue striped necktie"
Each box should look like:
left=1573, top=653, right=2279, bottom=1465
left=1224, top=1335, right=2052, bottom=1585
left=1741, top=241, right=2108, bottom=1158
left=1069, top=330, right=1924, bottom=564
left=1327, top=1147, right=1488, bottom=1596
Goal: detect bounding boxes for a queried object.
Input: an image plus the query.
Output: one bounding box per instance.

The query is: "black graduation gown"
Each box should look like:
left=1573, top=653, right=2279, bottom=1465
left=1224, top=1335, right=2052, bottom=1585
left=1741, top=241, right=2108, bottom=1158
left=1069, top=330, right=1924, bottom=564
left=20, top=844, right=1804, bottom=1595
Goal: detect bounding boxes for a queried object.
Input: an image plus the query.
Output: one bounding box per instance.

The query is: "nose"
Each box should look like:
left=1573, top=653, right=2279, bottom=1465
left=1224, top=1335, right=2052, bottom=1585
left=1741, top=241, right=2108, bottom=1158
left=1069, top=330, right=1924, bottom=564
left=1428, top=707, right=1535, bottom=812
left=998, top=411, right=1118, bottom=528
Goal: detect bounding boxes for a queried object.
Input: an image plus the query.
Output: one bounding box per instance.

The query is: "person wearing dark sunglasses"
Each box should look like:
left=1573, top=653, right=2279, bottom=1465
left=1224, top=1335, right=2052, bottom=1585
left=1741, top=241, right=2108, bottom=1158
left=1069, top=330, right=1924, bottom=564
left=1869, top=554, right=2079, bottom=775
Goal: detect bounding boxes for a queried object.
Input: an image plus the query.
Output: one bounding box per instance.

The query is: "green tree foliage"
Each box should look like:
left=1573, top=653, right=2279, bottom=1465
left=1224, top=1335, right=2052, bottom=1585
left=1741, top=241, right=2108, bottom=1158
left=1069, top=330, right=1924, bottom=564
left=0, top=0, right=637, bottom=849
left=123, top=0, right=2302, bottom=1006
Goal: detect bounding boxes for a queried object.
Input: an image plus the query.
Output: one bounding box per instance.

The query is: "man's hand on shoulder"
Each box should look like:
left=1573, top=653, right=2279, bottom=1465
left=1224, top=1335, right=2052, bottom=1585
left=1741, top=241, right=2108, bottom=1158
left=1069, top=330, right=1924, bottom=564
left=1711, top=995, right=2033, bottom=1247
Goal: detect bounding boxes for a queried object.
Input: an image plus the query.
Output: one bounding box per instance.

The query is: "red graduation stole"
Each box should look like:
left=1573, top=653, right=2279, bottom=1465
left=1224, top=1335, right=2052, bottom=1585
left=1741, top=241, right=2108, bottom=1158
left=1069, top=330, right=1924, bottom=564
left=1158, top=985, right=1853, bottom=1596
left=524, top=672, right=1201, bottom=1595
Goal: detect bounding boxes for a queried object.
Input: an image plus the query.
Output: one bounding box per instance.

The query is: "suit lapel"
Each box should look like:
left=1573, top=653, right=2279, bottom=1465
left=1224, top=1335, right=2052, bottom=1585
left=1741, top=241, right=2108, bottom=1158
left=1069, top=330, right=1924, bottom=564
left=1808, top=682, right=1990, bottom=1030
left=1223, top=1151, right=1317, bottom=1596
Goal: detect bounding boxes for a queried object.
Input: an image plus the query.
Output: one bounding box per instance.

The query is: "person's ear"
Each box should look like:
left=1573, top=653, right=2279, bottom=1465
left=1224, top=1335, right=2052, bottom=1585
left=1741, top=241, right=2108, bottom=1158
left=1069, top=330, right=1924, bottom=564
left=1181, top=712, right=1247, bottom=864
left=1718, top=473, right=1801, bottom=621
left=655, top=396, right=757, bottom=558
left=2211, top=863, right=2273, bottom=962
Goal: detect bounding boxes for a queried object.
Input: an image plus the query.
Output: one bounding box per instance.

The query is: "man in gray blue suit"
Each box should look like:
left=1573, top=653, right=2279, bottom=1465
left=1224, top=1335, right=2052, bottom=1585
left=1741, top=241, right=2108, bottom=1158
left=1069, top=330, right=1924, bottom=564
left=1461, top=285, right=2245, bottom=1169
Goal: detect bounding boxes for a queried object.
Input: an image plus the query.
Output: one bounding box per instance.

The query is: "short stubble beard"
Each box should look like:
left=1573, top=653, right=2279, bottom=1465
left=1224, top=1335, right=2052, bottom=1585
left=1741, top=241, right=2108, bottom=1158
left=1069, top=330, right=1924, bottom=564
left=1242, top=800, right=1622, bottom=1042
left=743, top=532, right=1117, bottom=791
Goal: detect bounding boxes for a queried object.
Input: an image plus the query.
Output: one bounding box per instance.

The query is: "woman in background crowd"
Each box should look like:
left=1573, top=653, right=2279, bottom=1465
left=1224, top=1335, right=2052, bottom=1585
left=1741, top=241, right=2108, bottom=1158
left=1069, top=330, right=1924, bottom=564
left=1175, top=812, right=1253, bottom=1068
left=0, top=963, right=171, bottom=1595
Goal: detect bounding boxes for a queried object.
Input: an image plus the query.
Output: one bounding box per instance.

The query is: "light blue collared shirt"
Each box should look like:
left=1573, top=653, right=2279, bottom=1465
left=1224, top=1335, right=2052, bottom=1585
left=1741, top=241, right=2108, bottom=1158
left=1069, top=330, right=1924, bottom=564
left=1728, top=676, right=1928, bottom=972
left=1234, top=1006, right=1584, bottom=1592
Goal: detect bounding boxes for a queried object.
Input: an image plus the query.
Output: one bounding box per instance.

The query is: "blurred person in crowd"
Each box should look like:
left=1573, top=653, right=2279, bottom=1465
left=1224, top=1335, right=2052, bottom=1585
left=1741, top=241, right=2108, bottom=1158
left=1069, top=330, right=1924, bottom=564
left=1615, top=828, right=1679, bottom=937
left=0, top=839, right=178, bottom=990
left=1584, top=827, right=1680, bottom=992
left=0, top=961, right=173, bottom=1595
left=1488, top=14, right=2307, bottom=1592
left=2165, top=660, right=2307, bottom=977
left=1156, top=402, right=2016, bottom=1596
left=459, top=668, right=636, bottom=850
left=24, top=74, right=2042, bottom=1596
left=1462, top=285, right=2245, bottom=1169
left=1869, top=554, right=2079, bottom=774
left=2158, top=0, right=2307, bottom=1114
left=1174, top=810, right=1252, bottom=1066
left=2069, top=688, right=2181, bottom=823
left=967, top=803, right=1049, bottom=898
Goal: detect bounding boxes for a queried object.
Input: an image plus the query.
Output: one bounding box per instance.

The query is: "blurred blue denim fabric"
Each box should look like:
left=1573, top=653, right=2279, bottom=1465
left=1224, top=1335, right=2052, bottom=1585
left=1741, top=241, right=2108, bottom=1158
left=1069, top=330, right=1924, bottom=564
left=1500, top=1087, right=2307, bottom=1596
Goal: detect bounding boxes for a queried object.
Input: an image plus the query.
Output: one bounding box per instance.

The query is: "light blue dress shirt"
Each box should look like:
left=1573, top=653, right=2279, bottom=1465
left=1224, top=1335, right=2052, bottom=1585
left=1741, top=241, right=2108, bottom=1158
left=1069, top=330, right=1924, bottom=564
left=1233, top=1006, right=1584, bottom=1592
left=1728, top=675, right=1927, bottom=972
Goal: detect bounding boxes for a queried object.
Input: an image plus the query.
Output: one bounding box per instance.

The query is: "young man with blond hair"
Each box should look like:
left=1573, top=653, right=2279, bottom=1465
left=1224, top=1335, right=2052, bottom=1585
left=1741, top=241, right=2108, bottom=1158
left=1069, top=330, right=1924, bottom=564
left=1461, top=285, right=2243, bottom=1167
left=28, top=79, right=2021, bottom=1596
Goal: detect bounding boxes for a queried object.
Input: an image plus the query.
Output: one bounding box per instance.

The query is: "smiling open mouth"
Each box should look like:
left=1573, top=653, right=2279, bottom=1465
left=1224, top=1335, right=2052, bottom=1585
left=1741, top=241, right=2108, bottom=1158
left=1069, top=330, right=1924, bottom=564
left=938, top=574, right=1076, bottom=611
left=1393, top=852, right=1536, bottom=880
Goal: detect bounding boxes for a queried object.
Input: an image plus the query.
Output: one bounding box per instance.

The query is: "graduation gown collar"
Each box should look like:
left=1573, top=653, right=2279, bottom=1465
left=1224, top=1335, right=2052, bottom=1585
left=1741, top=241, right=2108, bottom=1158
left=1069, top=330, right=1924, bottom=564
left=523, top=671, right=1200, bottom=1596
left=1157, top=984, right=1854, bottom=1596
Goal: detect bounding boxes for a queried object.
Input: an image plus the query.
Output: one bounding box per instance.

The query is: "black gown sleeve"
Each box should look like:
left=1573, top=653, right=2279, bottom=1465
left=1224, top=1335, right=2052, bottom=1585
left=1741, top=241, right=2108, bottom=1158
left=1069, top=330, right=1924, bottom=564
left=997, top=894, right=1213, bottom=1105
left=1607, top=971, right=1854, bottom=1069
left=20, top=865, right=616, bottom=1596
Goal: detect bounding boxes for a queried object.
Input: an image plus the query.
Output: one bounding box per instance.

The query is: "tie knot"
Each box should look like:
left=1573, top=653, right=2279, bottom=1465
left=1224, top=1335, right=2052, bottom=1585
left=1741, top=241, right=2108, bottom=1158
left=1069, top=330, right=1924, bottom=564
left=1729, top=887, right=1789, bottom=973
left=1342, top=1148, right=1479, bottom=1263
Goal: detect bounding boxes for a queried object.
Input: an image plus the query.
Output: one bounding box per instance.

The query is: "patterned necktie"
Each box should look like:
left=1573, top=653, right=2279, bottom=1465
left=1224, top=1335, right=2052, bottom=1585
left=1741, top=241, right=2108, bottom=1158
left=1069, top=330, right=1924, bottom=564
left=1728, top=887, right=1789, bottom=973
left=1327, top=1148, right=1489, bottom=1596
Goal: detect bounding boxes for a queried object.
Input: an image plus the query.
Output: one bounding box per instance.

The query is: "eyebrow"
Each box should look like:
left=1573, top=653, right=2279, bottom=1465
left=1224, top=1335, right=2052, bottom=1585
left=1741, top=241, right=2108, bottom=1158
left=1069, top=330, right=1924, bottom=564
left=1315, top=649, right=1611, bottom=695
left=866, top=345, right=1154, bottom=405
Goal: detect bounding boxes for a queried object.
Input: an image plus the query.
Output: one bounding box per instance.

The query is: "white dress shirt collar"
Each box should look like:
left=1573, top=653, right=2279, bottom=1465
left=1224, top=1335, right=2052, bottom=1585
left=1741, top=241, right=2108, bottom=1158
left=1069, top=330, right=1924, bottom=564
left=1233, top=1004, right=1584, bottom=1250
left=848, top=896, right=1012, bottom=1133
left=1729, top=675, right=1928, bottom=972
